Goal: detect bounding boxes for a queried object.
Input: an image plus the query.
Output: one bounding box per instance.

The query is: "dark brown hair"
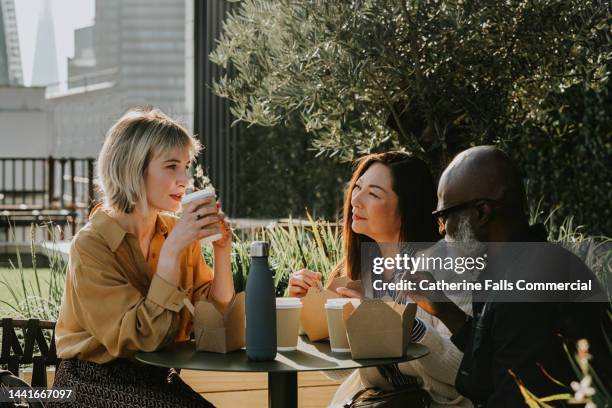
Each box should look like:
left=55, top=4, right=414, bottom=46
left=340, top=151, right=440, bottom=280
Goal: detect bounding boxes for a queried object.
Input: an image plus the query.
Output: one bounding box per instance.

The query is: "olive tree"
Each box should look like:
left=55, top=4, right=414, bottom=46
left=212, top=0, right=611, bottom=233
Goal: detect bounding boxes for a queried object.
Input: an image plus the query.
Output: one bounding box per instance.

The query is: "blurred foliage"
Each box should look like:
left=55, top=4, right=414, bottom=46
left=211, top=0, right=611, bottom=234
left=0, top=225, right=67, bottom=321
left=533, top=213, right=612, bottom=303
left=233, top=121, right=350, bottom=218
left=203, top=215, right=344, bottom=295
left=512, top=337, right=611, bottom=408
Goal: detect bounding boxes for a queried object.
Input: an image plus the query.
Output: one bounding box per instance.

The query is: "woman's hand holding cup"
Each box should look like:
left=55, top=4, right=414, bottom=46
left=288, top=269, right=322, bottom=297
left=158, top=194, right=219, bottom=286
left=182, top=188, right=232, bottom=251
left=163, top=194, right=220, bottom=255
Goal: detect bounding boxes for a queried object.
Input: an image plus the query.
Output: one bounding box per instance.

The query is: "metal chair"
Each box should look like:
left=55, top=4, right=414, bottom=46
left=0, top=319, right=59, bottom=388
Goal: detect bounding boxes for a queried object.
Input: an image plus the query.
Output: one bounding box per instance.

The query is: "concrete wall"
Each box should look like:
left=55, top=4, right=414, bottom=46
left=0, top=86, right=48, bottom=157
left=46, top=84, right=119, bottom=158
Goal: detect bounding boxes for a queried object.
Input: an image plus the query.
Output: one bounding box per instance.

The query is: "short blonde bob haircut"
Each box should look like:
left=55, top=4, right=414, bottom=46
left=97, top=106, right=202, bottom=214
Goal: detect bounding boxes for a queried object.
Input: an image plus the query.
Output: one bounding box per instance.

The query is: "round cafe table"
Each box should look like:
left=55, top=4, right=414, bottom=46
left=136, top=336, right=429, bottom=408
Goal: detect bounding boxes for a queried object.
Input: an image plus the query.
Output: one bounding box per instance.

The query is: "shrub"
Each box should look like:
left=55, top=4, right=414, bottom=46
left=203, top=215, right=344, bottom=295
left=212, top=0, right=611, bottom=234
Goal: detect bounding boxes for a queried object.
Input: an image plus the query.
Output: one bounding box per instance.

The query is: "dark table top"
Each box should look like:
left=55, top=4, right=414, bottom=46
left=136, top=336, right=429, bottom=373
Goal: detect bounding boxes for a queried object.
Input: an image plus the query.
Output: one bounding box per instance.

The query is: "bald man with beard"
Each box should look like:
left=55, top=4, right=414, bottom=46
left=405, top=146, right=610, bottom=407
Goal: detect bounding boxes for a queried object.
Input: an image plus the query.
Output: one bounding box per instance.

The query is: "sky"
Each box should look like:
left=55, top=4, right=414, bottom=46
left=14, top=0, right=95, bottom=86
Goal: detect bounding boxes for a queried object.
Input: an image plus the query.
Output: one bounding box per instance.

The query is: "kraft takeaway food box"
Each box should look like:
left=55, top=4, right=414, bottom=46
left=193, top=292, right=245, bottom=353
left=300, top=276, right=362, bottom=341
left=345, top=299, right=417, bottom=359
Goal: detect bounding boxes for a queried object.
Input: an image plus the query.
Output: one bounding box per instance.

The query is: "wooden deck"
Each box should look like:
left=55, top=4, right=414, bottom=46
left=22, top=369, right=342, bottom=407
left=182, top=370, right=341, bottom=407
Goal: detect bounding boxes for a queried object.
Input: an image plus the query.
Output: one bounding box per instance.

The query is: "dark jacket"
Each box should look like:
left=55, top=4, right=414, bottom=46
left=451, top=224, right=610, bottom=407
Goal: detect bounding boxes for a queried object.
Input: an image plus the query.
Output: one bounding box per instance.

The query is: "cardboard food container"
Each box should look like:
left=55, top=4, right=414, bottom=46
left=300, top=276, right=362, bottom=341
left=193, top=292, right=245, bottom=353
left=345, top=299, right=417, bottom=359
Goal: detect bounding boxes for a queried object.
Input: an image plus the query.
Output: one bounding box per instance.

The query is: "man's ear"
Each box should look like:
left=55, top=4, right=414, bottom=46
left=475, top=201, right=493, bottom=226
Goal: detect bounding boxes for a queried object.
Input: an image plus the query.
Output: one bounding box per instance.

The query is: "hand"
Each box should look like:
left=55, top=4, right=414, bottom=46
left=400, top=271, right=450, bottom=317
left=163, top=195, right=221, bottom=256
left=288, top=269, right=322, bottom=297
left=212, top=204, right=232, bottom=250
left=401, top=270, right=468, bottom=334
left=336, top=287, right=362, bottom=299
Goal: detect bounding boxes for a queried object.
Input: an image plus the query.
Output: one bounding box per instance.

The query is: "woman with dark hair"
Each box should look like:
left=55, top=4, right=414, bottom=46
left=338, top=151, right=439, bottom=292
left=288, top=151, right=473, bottom=407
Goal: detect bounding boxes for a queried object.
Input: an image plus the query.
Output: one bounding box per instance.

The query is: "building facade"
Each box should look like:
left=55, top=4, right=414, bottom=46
left=47, top=0, right=191, bottom=158
left=0, top=0, right=22, bottom=86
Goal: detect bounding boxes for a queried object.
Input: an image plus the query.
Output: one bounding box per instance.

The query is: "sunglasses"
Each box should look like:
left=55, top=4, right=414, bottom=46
left=432, top=198, right=497, bottom=225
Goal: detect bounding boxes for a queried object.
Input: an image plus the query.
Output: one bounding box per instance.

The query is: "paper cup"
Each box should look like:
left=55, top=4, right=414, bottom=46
left=181, top=188, right=222, bottom=244
left=276, top=297, right=303, bottom=351
left=325, top=298, right=360, bottom=353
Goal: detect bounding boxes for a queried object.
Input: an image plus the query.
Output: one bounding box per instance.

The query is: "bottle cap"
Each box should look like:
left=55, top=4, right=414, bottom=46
left=250, top=241, right=269, bottom=257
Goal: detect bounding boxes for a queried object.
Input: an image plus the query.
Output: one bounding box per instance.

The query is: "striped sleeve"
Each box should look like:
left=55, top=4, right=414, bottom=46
left=411, top=317, right=427, bottom=343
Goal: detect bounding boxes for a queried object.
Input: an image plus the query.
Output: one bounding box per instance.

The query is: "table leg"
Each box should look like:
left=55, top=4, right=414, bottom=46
left=268, top=371, right=297, bottom=408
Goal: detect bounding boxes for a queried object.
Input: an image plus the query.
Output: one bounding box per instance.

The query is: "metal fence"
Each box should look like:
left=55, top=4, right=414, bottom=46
left=0, top=157, right=96, bottom=242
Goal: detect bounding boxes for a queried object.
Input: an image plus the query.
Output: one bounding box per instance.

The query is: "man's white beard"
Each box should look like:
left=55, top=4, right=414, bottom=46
left=445, top=213, right=486, bottom=256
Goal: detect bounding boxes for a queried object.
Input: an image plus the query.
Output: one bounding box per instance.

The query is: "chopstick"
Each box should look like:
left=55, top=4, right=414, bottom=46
left=391, top=267, right=411, bottom=310
left=183, top=298, right=195, bottom=315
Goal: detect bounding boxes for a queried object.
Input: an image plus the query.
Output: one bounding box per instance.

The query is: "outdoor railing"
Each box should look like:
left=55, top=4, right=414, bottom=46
left=0, top=157, right=96, bottom=242
left=0, top=157, right=95, bottom=211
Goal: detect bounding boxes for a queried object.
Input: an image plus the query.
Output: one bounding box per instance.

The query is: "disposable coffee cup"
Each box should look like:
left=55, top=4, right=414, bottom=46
left=181, top=187, right=222, bottom=244
left=325, top=298, right=360, bottom=353
left=276, top=297, right=303, bottom=351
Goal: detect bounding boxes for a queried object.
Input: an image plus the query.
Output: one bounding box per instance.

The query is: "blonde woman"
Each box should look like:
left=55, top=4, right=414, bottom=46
left=50, top=107, right=233, bottom=407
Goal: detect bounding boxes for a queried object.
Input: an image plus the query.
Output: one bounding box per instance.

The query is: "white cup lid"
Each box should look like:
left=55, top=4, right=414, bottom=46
left=325, top=298, right=360, bottom=309
left=276, top=297, right=303, bottom=309
left=182, top=187, right=215, bottom=205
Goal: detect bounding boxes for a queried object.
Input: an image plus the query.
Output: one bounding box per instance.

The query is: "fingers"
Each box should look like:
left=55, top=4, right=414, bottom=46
left=197, top=225, right=222, bottom=240
left=288, top=275, right=311, bottom=292
left=336, top=287, right=362, bottom=299
left=194, top=205, right=218, bottom=219
left=212, top=211, right=233, bottom=249
left=217, top=211, right=231, bottom=231
left=301, top=273, right=322, bottom=289
left=300, top=269, right=322, bottom=281
left=288, top=269, right=322, bottom=298
left=287, top=285, right=306, bottom=298
left=220, top=217, right=231, bottom=232
left=291, top=269, right=322, bottom=288
left=196, top=214, right=221, bottom=229
left=190, top=202, right=226, bottom=225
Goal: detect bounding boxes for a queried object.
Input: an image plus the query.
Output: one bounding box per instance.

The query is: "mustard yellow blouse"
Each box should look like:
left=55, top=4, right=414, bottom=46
left=55, top=205, right=219, bottom=364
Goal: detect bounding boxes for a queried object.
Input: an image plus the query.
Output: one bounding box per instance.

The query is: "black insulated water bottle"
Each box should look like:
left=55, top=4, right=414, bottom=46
left=245, top=241, right=277, bottom=361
